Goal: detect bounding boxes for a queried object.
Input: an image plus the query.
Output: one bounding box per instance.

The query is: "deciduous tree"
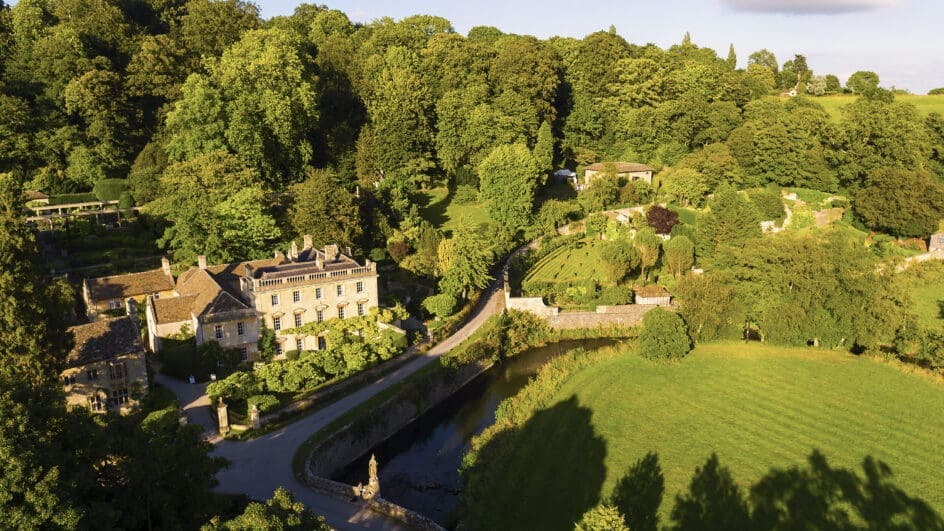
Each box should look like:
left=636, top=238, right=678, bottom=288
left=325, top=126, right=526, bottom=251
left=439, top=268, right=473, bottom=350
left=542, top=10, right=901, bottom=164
left=638, top=308, right=691, bottom=360
left=478, top=143, right=540, bottom=229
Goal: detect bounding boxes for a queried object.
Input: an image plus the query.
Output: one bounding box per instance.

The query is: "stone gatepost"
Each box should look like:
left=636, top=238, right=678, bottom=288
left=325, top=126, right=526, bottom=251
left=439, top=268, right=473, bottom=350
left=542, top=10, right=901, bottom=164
left=250, top=404, right=261, bottom=430
left=217, top=397, right=230, bottom=435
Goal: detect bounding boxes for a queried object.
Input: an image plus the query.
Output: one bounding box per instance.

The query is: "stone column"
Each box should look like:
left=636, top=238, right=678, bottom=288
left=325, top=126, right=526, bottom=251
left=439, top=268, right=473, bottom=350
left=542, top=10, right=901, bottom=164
left=250, top=404, right=261, bottom=430
left=217, top=398, right=229, bottom=435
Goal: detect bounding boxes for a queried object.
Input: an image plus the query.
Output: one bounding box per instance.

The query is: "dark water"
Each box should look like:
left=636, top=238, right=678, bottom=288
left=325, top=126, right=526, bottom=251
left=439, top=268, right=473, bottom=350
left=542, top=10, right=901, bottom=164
left=333, top=338, right=619, bottom=526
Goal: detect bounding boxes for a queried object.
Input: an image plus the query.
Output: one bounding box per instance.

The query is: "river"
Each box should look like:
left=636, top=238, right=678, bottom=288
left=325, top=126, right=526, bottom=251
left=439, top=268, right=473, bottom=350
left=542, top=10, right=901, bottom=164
left=333, top=338, right=619, bottom=527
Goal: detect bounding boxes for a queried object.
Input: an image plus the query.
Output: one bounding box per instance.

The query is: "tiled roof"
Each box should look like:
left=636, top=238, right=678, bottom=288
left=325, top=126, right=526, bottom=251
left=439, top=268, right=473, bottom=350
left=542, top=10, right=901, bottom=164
left=151, top=294, right=196, bottom=324
left=586, top=162, right=655, bottom=173
left=634, top=285, right=671, bottom=299
left=85, top=269, right=174, bottom=302
left=67, top=317, right=143, bottom=366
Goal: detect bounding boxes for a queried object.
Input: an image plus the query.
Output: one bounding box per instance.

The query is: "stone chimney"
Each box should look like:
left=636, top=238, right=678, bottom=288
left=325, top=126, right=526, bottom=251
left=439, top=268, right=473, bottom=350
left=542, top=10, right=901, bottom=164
left=244, top=264, right=254, bottom=279
left=289, top=241, right=298, bottom=261
left=303, top=234, right=313, bottom=250
left=124, top=298, right=138, bottom=322
left=325, top=244, right=340, bottom=262
left=161, top=256, right=171, bottom=276
left=198, top=255, right=207, bottom=270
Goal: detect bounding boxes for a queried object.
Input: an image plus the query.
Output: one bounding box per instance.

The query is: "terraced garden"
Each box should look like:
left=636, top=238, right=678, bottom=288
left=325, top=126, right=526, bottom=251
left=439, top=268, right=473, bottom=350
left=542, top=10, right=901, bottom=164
left=464, top=342, right=944, bottom=530
left=521, top=239, right=606, bottom=289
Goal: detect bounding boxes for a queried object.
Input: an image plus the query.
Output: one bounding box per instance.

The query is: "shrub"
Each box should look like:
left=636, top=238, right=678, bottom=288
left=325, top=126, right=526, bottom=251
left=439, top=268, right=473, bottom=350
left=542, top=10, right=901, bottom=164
left=646, top=205, right=679, bottom=234
left=575, top=504, right=629, bottom=531
left=247, top=394, right=280, bottom=413
left=423, top=292, right=458, bottom=318
left=638, top=308, right=691, bottom=360
left=747, top=188, right=786, bottom=223
left=118, top=191, right=133, bottom=209
left=207, top=371, right=261, bottom=401
left=452, top=184, right=479, bottom=205
left=92, top=179, right=130, bottom=202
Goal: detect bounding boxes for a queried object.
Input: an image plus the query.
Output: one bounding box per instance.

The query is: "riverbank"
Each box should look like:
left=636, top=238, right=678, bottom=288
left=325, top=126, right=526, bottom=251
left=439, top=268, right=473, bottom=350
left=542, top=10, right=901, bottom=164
left=297, top=311, right=639, bottom=525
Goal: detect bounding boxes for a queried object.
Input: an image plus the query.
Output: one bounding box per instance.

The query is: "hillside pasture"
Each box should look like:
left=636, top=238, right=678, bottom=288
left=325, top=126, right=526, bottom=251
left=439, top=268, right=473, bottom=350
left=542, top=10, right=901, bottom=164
left=817, top=94, right=944, bottom=121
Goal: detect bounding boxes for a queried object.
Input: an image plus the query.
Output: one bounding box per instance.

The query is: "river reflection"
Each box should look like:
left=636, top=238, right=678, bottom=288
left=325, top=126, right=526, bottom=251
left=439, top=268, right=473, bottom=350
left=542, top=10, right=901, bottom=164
left=334, top=338, right=619, bottom=526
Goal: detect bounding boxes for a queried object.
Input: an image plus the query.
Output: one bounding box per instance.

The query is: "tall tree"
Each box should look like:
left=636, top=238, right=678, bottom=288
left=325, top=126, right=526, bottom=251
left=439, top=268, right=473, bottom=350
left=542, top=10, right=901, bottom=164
left=288, top=168, right=361, bottom=249
left=726, top=43, right=737, bottom=70
left=165, top=28, right=319, bottom=189
left=663, top=235, right=695, bottom=278
left=634, top=227, right=662, bottom=284
left=854, top=168, right=944, bottom=238
left=438, top=225, right=492, bottom=300
left=178, top=0, right=260, bottom=58
left=151, top=150, right=280, bottom=263
left=477, top=143, right=541, bottom=229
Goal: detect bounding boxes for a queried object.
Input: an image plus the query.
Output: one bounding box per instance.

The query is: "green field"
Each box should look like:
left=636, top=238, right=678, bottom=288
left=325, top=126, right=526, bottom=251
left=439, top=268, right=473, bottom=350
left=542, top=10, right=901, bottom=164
left=907, top=263, right=944, bottom=331
left=469, top=342, right=944, bottom=529
left=522, top=239, right=605, bottom=287
left=817, top=94, right=944, bottom=122
left=415, top=187, right=491, bottom=236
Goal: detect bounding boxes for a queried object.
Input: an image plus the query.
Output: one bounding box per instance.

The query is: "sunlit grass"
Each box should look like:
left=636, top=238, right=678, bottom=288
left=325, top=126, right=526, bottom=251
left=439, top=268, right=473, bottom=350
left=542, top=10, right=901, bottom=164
left=474, top=342, right=944, bottom=528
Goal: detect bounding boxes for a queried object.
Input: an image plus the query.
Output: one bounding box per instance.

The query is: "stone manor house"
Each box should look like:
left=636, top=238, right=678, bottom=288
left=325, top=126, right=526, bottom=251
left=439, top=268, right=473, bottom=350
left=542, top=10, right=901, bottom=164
left=78, top=236, right=379, bottom=366
left=144, top=237, right=380, bottom=361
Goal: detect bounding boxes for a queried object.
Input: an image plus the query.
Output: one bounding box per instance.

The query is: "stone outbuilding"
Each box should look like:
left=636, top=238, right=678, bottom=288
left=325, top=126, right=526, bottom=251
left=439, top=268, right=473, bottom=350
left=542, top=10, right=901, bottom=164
left=62, top=314, right=149, bottom=415
left=584, top=162, right=655, bottom=186
left=633, top=285, right=672, bottom=306
left=83, top=257, right=176, bottom=319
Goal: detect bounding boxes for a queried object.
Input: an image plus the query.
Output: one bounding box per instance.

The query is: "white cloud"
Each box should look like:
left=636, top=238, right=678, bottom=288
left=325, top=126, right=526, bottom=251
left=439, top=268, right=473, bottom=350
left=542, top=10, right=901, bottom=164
left=722, top=0, right=899, bottom=14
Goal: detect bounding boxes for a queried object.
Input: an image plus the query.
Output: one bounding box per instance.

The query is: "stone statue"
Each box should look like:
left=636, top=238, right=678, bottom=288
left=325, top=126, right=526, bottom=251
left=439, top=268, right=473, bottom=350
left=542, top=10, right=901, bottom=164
left=363, top=454, right=380, bottom=499
left=368, top=454, right=378, bottom=484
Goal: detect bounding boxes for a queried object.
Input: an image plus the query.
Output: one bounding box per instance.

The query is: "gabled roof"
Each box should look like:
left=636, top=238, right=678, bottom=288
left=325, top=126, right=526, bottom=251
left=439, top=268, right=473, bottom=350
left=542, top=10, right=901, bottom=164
left=151, top=294, right=197, bottom=324
left=634, top=285, right=671, bottom=299
left=151, top=268, right=253, bottom=325
left=85, top=269, right=175, bottom=303
left=67, top=317, right=143, bottom=367
left=586, top=162, right=655, bottom=173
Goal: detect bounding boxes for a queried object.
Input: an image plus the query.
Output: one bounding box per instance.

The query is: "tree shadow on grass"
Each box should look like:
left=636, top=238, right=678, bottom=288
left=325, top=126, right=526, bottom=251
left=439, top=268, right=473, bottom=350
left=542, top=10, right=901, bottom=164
left=604, top=450, right=943, bottom=531
left=414, top=188, right=452, bottom=231
left=610, top=452, right=665, bottom=531
left=459, top=395, right=607, bottom=531
left=664, top=450, right=944, bottom=531
left=937, top=300, right=944, bottom=320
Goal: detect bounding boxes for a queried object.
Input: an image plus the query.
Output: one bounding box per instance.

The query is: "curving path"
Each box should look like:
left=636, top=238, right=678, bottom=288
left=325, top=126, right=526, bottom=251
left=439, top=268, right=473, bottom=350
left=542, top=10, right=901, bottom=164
left=162, top=274, right=507, bottom=529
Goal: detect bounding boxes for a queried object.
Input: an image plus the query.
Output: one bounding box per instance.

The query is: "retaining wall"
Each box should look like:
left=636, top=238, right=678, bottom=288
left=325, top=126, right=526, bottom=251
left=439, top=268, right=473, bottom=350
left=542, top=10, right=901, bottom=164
left=546, top=305, right=657, bottom=330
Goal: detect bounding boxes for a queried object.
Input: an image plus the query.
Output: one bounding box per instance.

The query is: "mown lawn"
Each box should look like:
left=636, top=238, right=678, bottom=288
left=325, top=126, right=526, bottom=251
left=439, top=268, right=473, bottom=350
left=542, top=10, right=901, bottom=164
left=415, top=187, right=491, bottom=236
left=817, top=94, right=944, bottom=122
left=469, top=342, right=944, bottom=530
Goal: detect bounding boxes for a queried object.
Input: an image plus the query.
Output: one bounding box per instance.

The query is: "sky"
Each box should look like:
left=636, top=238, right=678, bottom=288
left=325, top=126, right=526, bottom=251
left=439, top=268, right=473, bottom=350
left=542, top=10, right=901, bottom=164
left=255, top=0, right=944, bottom=94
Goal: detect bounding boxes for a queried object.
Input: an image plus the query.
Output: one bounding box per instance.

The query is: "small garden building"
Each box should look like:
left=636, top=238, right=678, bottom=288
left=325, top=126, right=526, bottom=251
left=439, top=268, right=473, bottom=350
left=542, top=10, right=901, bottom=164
left=634, top=285, right=673, bottom=306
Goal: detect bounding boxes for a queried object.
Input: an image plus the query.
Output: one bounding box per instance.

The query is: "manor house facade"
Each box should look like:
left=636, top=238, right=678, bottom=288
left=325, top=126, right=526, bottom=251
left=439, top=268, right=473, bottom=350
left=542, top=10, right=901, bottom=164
left=144, top=237, right=379, bottom=361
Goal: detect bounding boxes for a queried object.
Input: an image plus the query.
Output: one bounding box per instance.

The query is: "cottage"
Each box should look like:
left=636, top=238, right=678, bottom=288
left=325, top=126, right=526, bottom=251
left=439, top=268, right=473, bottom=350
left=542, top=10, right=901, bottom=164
left=83, top=257, right=176, bottom=318
left=145, top=236, right=380, bottom=360
left=584, top=162, right=655, bottom=187
left=62, top=315, right=149, bottom=414
left=634, top=285, right=672, bottom=306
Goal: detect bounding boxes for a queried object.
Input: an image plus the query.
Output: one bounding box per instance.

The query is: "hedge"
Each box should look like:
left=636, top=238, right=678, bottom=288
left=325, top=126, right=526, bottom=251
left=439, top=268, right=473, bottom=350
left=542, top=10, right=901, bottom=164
left=92, top=179, right=130, bottom=202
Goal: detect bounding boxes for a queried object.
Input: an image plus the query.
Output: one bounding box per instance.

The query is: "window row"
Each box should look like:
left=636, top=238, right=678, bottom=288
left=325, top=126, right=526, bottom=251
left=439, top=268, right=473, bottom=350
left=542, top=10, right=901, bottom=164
left=272, top=303, right=366, bottom=331
left=63, top=368, right=104, bottom=387
left=269, top=281, right=367, bottom=306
